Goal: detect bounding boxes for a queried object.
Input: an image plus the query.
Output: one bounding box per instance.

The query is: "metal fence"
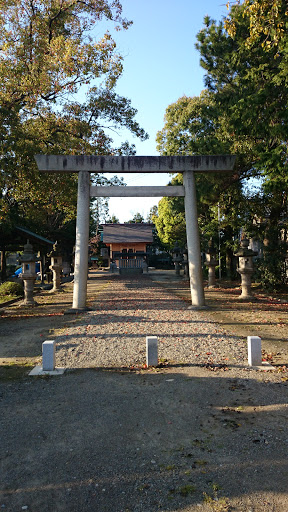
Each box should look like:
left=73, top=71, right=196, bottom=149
left=118, top=258, right=144, bottom=269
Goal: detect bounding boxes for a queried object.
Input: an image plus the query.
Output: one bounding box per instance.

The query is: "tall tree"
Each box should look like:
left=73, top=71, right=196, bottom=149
left=128, top=213, right=144, bottom=224
left=195, top=3, right=288, bottom=287
left=146, top=205, right=158, bottom=224
left=105, top=214, right=119, bottom=224
left=0, top=0, right=130, bottom=111
left=156, top=93, right=248, bottom=274
left=154, top=200, right=186, bottom=250
left=0, top=1, right=147, bottom=266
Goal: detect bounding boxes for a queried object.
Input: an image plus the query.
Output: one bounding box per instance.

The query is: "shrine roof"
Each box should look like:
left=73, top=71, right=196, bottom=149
left=102, top=224, right=153, bottom=244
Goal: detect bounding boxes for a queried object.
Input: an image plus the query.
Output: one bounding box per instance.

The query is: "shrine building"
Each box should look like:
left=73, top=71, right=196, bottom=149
left=102, top=223, right=153, bottom=273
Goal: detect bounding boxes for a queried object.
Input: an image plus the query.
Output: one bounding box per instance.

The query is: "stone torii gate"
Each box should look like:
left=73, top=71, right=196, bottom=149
left=35, top=155, right=236, bottom=311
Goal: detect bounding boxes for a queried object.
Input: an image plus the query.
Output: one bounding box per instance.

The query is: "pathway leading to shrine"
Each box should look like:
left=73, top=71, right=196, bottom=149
left=54, top=272, right=247, bottom=369
left=1, top=271, right=288, bottom=512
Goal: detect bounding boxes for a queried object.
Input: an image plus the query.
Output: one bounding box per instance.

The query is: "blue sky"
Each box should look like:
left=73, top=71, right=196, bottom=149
left=102, top=0, right=229, bottom=222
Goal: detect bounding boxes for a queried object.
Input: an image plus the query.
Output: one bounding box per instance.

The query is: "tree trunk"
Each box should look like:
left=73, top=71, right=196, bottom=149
left=0, top=249, right=7, bottom=282
left=225, top=249, right=233, bottom=279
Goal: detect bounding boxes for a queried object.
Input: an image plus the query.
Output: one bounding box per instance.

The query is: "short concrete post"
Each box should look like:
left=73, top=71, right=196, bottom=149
left=146, top=336, right=158, bottom=366
left=72, top=171, right=90, bottom=310
left=247, top=336, right=262, bottom=366
left=42, top=340, right=56, bottom=371
left=183, top=171, right=206, bottom=307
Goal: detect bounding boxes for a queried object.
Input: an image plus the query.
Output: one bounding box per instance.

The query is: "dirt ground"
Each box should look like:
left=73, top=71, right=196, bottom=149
left=0, top=271, right=288, bottom=512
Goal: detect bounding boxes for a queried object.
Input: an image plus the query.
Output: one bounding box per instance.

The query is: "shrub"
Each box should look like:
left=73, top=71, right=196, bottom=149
left=255, top=249, right=287, bottom=292
left=0, top=281, right=24, bottom=297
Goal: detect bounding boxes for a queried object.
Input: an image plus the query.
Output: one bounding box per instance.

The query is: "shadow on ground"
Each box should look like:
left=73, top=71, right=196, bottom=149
left=1, top=367, right=288, bottom=511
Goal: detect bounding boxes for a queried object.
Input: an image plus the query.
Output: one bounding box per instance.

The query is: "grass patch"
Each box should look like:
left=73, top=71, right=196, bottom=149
left=0, top=281, right=23, bottom=297
left=203, top=483, right=231, bottom=511
left=0, top=362, right=35, bottom=381
left=0, top=294, right=19, bottom=304
left=168, top=484, right=197, bottom=499
left=0, top=281, right=24, bottom=304
left=179, top=484, right=197, bottom=496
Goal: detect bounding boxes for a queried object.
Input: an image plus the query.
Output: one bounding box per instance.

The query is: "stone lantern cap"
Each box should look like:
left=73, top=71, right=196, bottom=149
left=182, top=245, right=188, bottom=260
left=234, top=238, right=258, bottom=258
left=19, top=239, right=39, bottom=263
left=206, top=239, right=216, bottom=254
left=48, top=241, right=62, bottom=258
left=172, top=241, right=183, bottom=261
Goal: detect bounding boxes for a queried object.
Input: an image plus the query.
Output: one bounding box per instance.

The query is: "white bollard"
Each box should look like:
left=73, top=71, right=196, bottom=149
left=42, top=340, right=56, bottom=371
left=247, top=336, right=262, bottom=366
left=146, top=336, right=158, bottom=366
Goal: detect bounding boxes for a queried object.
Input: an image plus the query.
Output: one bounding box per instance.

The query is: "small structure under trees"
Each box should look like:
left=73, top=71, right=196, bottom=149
left=102, top=223, right=153, bottom=273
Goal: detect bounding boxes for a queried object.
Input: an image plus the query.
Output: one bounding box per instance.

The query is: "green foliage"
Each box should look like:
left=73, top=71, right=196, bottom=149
left=146, top=205, right=158, bottom=224
left=202, top=482, right=231, bottom=511
left=168, top=484, right=197, bottom=499
left=156, top=91, right=229, bottom=157
left=127, top=213, right=145, bottom=224
left=196, top=8, right=288, bottom=172
left=225, top=0, right=288, bottom=55
left=194, top=5, right=288, bottom=286
left=0, top=281, right=24, bottom=297
left=156, top=5, right=288, bottom=287
left=0, top=362, right=35, bottom=382
left=105, top=214, right=119, bottom=224
left=0, top=0, right=131, bottom=109
left=256, top=246, right=287, bottom=291
left=0, top=1, right=148, bottom=248
left=155, top=94, right=247, bottom=263
left=153, top=176, right=186, bottom=250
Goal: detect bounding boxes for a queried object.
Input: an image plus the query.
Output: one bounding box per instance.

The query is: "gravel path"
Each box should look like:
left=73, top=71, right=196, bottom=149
left=3, top=273, right=288, bottom=512
left=55, top=274, right=247, bottom=369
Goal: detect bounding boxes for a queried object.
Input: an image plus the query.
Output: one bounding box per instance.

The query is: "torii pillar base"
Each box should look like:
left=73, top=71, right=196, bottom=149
left=64, top=307, right=89, bottom=315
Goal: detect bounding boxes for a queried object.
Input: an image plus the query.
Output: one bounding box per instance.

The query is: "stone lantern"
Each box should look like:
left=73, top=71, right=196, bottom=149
left=48, top=242, right=63, bottom=292
left=235, top=237, right=258, bottom=300
left=172, top=242, right=183, bottom=276
left=205, top=239, right=217, bottom=288
left=18, top=240, right=38, bottom=306
left=182, top=245, right=189, bottom=277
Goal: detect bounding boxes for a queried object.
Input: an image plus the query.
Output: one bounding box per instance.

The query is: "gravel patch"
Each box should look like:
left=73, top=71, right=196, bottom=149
left=55, top=274, right=247, bottom=369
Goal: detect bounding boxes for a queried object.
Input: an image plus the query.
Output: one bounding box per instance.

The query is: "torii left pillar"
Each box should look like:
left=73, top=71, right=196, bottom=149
left=183, top=171, right=206, bottom=308
left=72, top=171, right=90, bottom=311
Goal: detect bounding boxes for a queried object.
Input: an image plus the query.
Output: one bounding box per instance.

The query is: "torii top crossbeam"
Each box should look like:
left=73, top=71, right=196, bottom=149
left=34, top=155, right=236, bottom=173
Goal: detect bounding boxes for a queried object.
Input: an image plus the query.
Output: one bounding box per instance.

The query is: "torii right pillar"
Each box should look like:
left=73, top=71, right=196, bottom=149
left=183, top=171, right=206, bottom=308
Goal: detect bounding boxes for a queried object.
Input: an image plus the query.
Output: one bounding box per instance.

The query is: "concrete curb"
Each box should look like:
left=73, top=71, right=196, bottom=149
left=29, top=365, right=65, bottom=376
